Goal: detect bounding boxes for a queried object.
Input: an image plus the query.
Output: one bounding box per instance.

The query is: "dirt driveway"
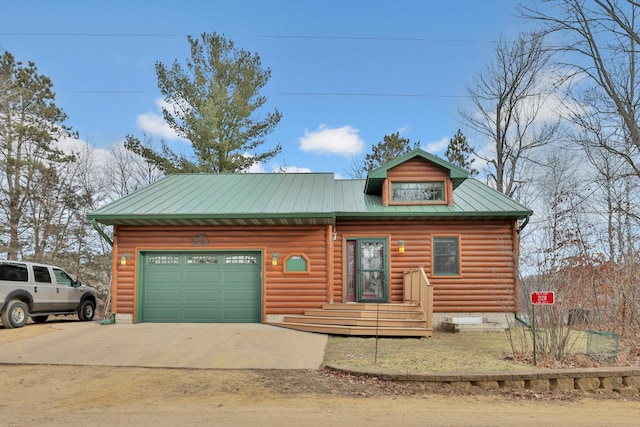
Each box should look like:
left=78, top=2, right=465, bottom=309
left=1, top=322, right=640, bottom=426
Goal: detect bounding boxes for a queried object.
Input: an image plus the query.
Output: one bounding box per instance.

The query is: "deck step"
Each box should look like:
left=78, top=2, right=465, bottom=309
left=270, top=321, right=432, bottom=337
left=321, top=303, right=422, bottom=312
left=271, top=302, right=430, bottom=337
left=283, top=315, right=426, bottom=328
left=303, top=309, right=425, bottom=319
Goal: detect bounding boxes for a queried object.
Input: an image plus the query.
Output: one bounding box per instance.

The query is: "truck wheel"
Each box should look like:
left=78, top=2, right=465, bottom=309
left=32, top=315, right=49, bottom=324
left=77, top=300, right=95, bottom=321
left=1, top=300, right=29, bottom=329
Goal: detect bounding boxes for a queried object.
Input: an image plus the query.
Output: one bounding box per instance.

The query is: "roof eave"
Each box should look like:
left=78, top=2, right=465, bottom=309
left=336, top=210, right=532, bottom=219
left=88, top=212, right=337, bottom=226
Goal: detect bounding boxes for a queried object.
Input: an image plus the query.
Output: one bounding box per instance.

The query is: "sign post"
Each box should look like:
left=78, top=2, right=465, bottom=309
left=531, top=292, right=555, bottom=366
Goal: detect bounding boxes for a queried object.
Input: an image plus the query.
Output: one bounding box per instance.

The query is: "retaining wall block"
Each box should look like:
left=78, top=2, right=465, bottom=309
left=498, top=380, right=525, bottom=390
left=450, top=381, right=473, bottom=390
left=574, top=377, right=600, bottom=391
left=471, top=381, right=500, bottom=390
left=600, top=376, right=623, bottom=390
left=615, top=387, right=639, bottom=396
left=525, top=379, right=550, bottom=391
left=623, top=376, right=640, bottom=388
left=549, top=378, right=574, bottom=391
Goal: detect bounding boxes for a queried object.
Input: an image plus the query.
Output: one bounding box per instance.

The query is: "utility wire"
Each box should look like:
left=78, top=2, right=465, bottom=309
left=59, top=89, right=468, bottom=98
left=0, top=32, right=497, bottom=43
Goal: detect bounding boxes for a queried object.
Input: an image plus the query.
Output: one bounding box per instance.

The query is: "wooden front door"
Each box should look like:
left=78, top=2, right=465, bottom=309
left=346, top=238, right=388, bottom=303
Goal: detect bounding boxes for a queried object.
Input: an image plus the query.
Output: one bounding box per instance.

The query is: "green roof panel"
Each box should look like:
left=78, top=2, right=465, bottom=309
left=89, top=165, right=531, bottom=227
left=335, top=178, right=531, bottom=219
left=89, top=173, right=336, bottom=226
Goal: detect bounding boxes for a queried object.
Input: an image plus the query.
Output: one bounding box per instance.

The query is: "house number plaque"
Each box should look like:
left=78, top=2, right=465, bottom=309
left=192, top=234, right=209, bottom=246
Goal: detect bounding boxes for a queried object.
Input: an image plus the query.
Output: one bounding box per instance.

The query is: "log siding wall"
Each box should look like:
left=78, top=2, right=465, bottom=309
left=112, top=220, right=519, bottom=320
left=333, top=219, right=518, bottom=313
left=113, top=224, right=331, bottom=322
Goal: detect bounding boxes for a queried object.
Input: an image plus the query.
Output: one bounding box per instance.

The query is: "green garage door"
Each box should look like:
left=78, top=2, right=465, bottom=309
left=140, top=252, right=261, bottom=323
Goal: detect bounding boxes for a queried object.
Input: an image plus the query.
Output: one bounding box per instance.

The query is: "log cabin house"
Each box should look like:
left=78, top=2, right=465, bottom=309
left=88, top=148, right=532, bottom=337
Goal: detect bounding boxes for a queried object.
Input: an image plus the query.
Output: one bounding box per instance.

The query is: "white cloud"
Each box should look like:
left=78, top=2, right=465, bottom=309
left=241, top=152, right=312, bottom=174
left=54, top=135, right=90, bottom=154
left=245, top=162, right=266, bottom=173
left=275, top=165, right=312, bottom=173
left=137, top=112, right=182, bottom=140
left=245, top=161, right=312, bottom=173
left=299, top=124, right=364, bottom=158
left=424, top=136, right=449, bottom=154
left=136, top=97, right=187, bottom=141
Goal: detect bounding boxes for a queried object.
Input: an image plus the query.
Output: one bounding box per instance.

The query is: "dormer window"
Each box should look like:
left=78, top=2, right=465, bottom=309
left=391, top=182, right=445, bottom=203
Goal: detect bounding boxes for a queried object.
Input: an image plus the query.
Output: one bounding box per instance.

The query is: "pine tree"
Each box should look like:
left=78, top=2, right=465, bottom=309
left=126, top=33, right=282, bottom=173
left=445, top=129, right=477, bottom=177
left=362, top=132, right=420, bottom=173
left=0, top=51, right=76, bottom=259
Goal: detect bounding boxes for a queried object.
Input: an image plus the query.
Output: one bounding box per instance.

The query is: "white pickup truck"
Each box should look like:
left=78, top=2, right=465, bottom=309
left=0, top=260, right=98, bottom=328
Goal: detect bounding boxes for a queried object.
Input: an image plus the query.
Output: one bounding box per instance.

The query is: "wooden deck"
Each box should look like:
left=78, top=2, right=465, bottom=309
left=269, top=302, right=431, bottom=337
left=269, top=268, right=434, bottom=337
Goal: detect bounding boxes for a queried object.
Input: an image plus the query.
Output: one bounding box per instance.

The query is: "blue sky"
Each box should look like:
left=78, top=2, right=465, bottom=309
left=1, top=0, right=530, bottom=177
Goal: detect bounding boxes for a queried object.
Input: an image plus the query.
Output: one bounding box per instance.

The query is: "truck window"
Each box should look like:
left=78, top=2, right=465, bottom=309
left=33, top=266, right=52, bottom=283
left=0, top=263, right=28, bottom=282
left=53, top=269, right=74, bottom=286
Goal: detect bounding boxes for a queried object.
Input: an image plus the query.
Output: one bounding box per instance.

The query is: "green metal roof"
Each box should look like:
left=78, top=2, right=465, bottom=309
left=89, top=171, right=531, bottom=227
left=88, top=173, right=336, bottom=226
left=364, top=148, right=469, bottom=194
left=335, top=178, right=532, bottom=220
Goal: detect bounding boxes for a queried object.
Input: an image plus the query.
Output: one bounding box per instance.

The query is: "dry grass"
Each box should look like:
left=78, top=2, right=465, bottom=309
left=323, top=331, right=536, bottom=372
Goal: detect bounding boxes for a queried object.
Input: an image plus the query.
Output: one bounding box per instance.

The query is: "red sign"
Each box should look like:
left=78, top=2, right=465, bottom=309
left=531, top=291, right=555, bottom=305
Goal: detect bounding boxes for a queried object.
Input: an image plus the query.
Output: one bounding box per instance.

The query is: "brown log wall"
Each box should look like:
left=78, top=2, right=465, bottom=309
left=111, top=218, right=519, bottom=321
left=333, top=219, right=518, bottom=313
left=112, top=225, right=331, bottom=321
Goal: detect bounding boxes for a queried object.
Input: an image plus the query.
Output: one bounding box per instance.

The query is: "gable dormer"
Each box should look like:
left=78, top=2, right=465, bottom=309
left=364, top=148, right=469, bottom=207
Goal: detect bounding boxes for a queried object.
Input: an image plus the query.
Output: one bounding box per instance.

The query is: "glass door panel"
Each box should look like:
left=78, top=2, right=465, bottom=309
left=346, top=240, right=356, bottom=302
left=357, top=239, right=387, bottom=302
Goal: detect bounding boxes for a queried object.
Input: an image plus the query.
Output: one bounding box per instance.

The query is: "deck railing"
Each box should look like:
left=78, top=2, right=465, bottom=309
left=403, top=267, right=434, bottom=331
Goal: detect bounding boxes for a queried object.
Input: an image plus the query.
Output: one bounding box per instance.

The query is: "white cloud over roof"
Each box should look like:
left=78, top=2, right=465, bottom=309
left=424, top=136, right=449, bottom=153
left=299, top=124, right=364, bottom=157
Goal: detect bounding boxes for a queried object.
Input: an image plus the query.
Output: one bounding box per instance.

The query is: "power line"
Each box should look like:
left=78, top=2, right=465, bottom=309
left=271, top=91, right=467, bottom=98
left=0, top=32, right=496, bottom=44
left=58, top=89, right=468, bottom=99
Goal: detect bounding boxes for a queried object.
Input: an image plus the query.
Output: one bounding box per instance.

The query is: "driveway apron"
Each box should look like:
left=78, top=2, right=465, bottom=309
left=0, top=322, right=328, bottom=369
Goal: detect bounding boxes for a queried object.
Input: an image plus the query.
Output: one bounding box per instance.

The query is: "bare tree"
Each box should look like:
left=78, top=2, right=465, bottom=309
left=459, top=32, right=562, bottom=197
left=343, top=156, right=366, bottom=179
left=522, top=0, right=640, bottom=177
left=106, top=134, right=164, bottom=201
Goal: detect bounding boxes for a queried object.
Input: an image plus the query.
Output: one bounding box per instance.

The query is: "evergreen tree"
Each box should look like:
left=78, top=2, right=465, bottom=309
left=126, top=32, right=282, bottom=173
left=0, top=51, right=76, bottom=259
left=445, top=129, right=477, bottom=177
left=362, top=132, right=420, bottom=173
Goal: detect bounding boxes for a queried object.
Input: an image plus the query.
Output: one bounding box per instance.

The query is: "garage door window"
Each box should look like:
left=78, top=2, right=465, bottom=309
left=225, top=255, right=258, bottom=264
left=148, top=255, right=180, bottom=264
left=187, top=255, right=218, bottom=264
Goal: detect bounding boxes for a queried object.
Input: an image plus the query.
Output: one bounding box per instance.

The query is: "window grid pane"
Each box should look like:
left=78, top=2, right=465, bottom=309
left=148, top=256, right=180, bottom=265
left=392, top=182, right=444, bottom=202
left=186, top=255, right=218, bottom=264
left=434, top=237, right=459, bottom=276
left=225, top=255, right=257, bottom=264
